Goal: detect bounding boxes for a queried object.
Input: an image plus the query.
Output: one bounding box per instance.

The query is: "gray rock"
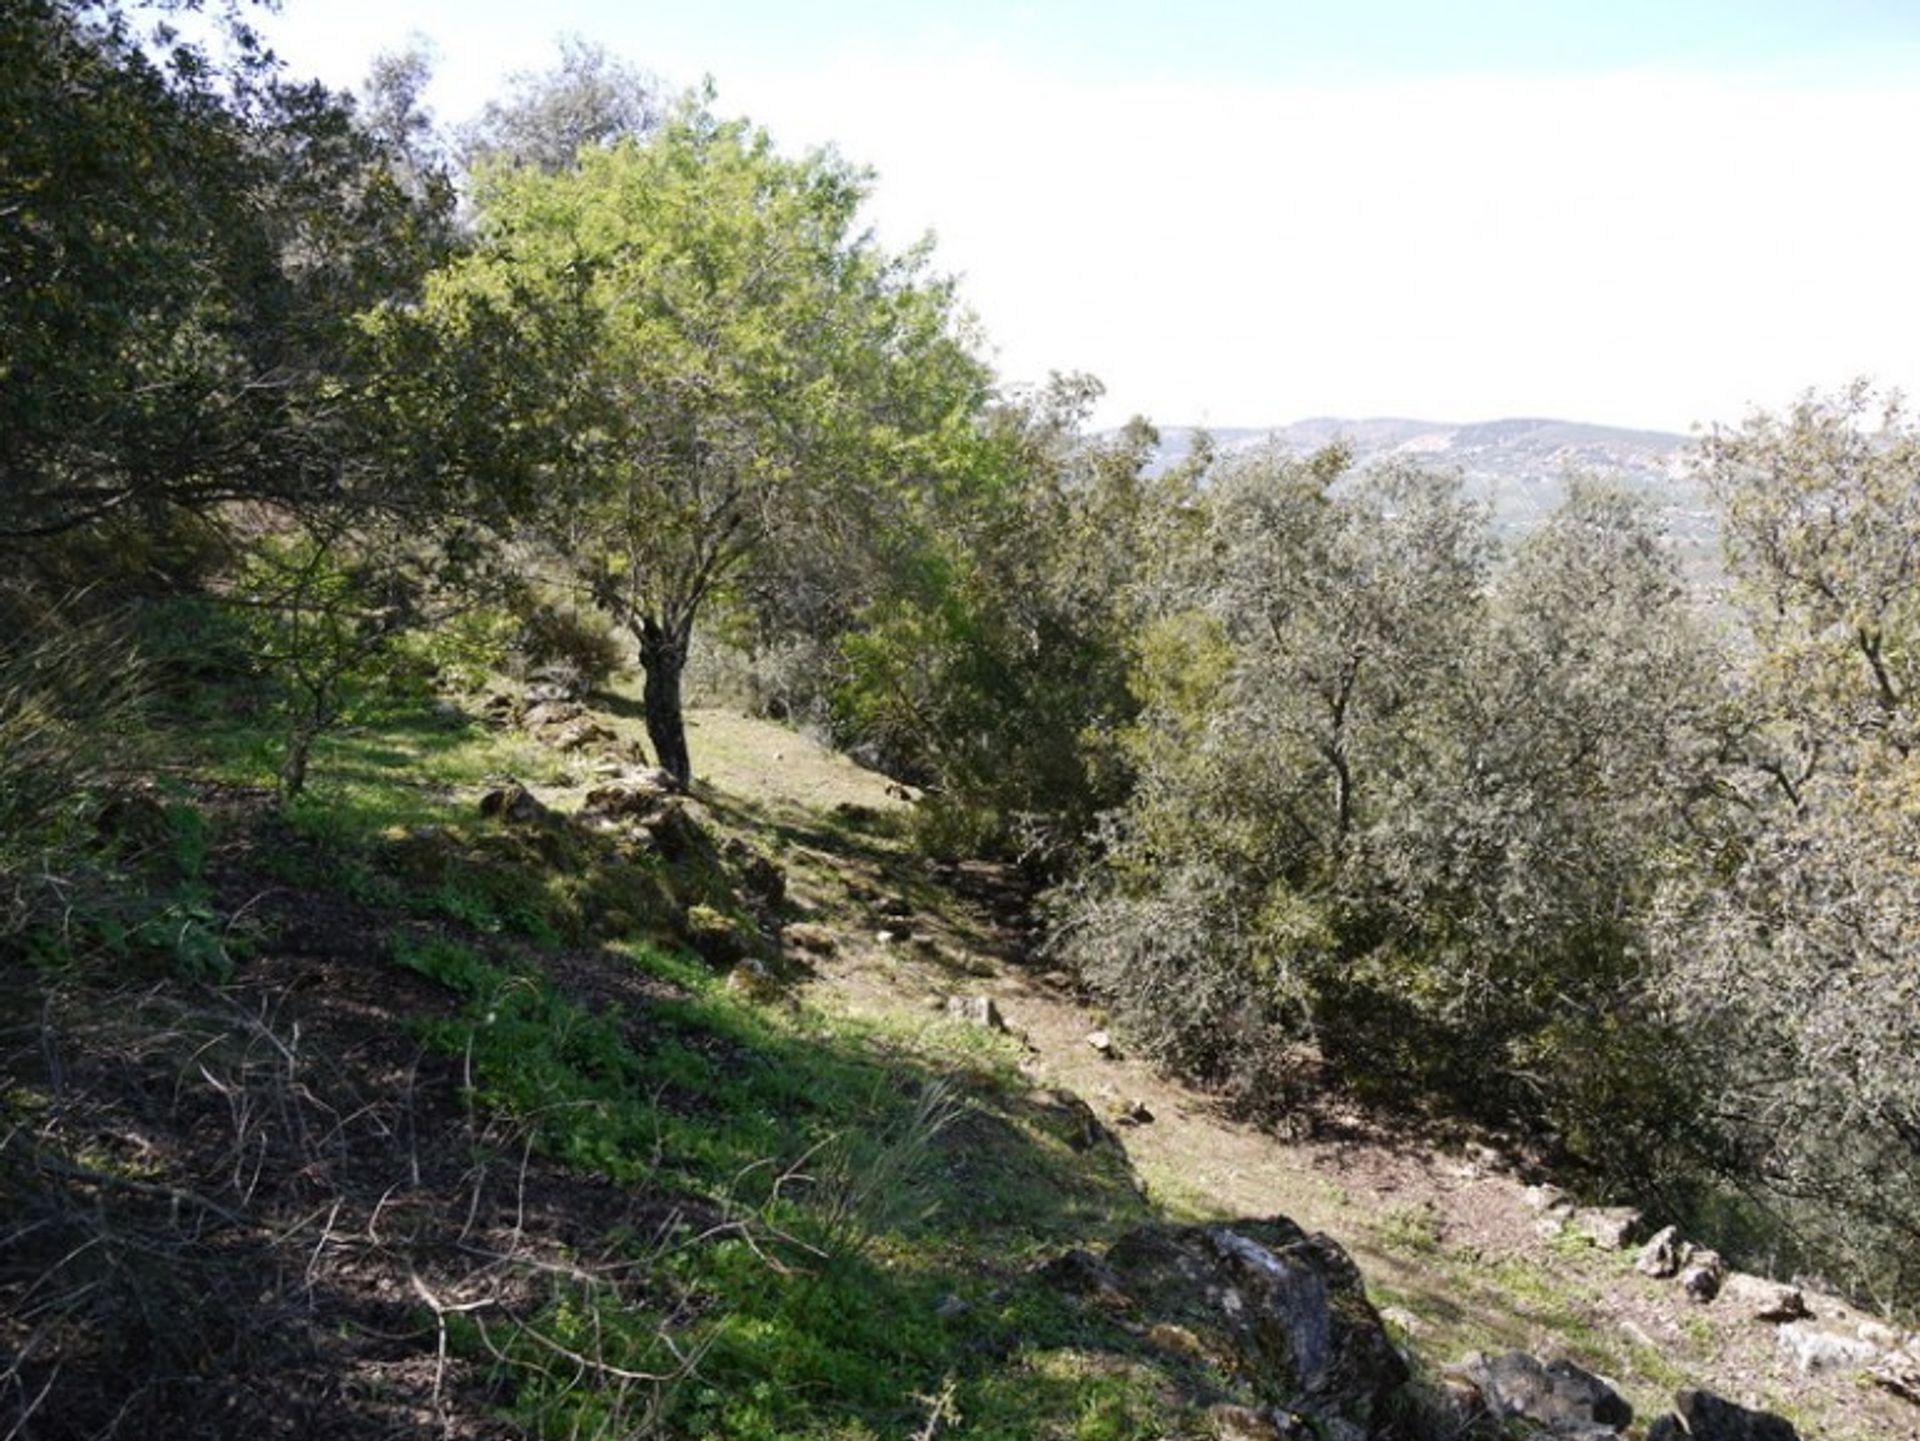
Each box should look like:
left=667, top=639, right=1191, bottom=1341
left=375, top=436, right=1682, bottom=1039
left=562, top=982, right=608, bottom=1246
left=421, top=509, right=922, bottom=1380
left=478, top=782, right=557, bottom=827
left=581, top=777, right=673, bottom=820
left=1777, top=1321, right=1879, bottom=1375
left=781, top=922, right=837, bottom=956
left=1636, top=1225, right=1687, bottom=1278
left=1041, top=1217, right=1406, bottom=1428
left=1086, top=1029, right=1115, bottom=1055
left=1718, top=1272, right=1810, bottom=1323
left=1452, top=1350, right=1631, bottom=1436
left=1571, top=1206, right=1644, bottom=1250
left=945, top=995, right=1007, bottom=1031
left=1645, top=1390, right=1800, bottom=1441
left=1680, top=1250, right=1725, bottom=1303
left=1869, top=1351, right=1920, bottom=1406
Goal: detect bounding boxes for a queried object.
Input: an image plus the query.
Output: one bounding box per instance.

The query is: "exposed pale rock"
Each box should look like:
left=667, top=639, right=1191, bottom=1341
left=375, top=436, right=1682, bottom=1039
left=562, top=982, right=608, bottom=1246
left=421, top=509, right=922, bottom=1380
left=944, top=994, right=1007, bottom=1032
left=1636, top=1225, right=1687, bottom=1279
left=1086, top=1029, right=1115, bottom=1055
left=1570, top=1206, right=1644, bottom=1250
left=1449, top=1350, right=1631, bottom=1437
left=1718, top=1272, right=1810, bottom=1323
left=781, top=922, right=838, bottom=956
left=1869, top=1351, right=1920, bottom=1406
left=1777, top=1321, right=1878, bottom=1375
left=1039, top=1217, right=1405, bottom=1429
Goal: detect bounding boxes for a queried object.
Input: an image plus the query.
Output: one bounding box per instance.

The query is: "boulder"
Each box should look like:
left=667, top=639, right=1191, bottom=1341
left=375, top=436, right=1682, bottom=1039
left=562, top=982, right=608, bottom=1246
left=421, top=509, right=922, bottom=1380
left=1570, top=1207, right=1644, bottom=1250
left=1869, top=1351, right=1920, bottom=1406
left=1718, top=1272, right=1809, bottom=1324
left=521, top=700, right=582, bottom=730
left=1635, top=1225, right=1687, bottom=1279
left=721, top=838, right=785, bottom=907
left=1450, top=1351, right=1631, bottom=1437
left=1041, top=1217, right=1407, bottom=1430
left=582, top=775, right=674, bottom=820
left=781, top=922, right=839, bottom=956
left=1680, top=1250, right=1725, bottom=1303
left=548, top=717, right=616, bottom=752
left=944, top=995, right=1007, bottom=1032
left=1645, top=1390, right=1800, bottom=1441
left=1777, top=1322, right=1877, bottom=1375
left=478, top=782, right=558, bottom=827
left=640, top=801, right=711, bottom=862
left=684, top=905, right=751, bottom=967
left=723, top=957, right=783, bottom=1002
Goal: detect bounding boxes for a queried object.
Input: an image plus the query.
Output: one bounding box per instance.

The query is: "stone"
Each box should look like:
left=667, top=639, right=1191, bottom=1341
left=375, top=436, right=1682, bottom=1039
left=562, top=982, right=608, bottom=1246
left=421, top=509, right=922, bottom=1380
left=781, top=922, right=838, bottom=956
left=1570, top=1206, right=1644, bottom=1250
left=521, top=699, right=582, bottom=729
left=944, top=995, right=1007, bottom=1031
left=1524, top=1183, right=1570, bottom=1212
left=1645, top=1390, right=1800, bottom=1441
left=1450, top=1350, right=1631, bottom=1436
left=1635, top=1225, right=1687, bottom=1279
left=1859, top=1319, right=1900, bottom=1348
left=1718, top=1272, right=1809, bottom=1323
left=479, top=782, right=557, bottom=827
left=1206, top=1405, right=1285, bottom=1441
left=640, top=802, right=710, bottom=861
left=548, top=717, right=616, bottom=751
left=1110, top=1099, right=1154, bottom=1126
left=1777, top=1321, right=1878, bottom=1375
left=720, top=840, right=784, bottom=907
left=723, top=958, right=782, bottom=1001
left=934, top=1293, right=970, bottom=1321
left=1869, top=1352, right=1920, bottom=1406
left=1086, top=1029, right=1115, bottom=1055
left=684, top=905, right=750, bottom=967
left=581, top=777, right=673, bottom=821
left=1680, top=1250, right=1725, bottom=1303
left=1039, top=1217, right=1407, bottom=1429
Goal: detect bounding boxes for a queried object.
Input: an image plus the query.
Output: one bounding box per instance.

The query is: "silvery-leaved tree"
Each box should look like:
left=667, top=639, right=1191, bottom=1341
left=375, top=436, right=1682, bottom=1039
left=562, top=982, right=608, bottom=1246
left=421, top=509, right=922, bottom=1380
left=1670, top=383, right=1920, bottom=1292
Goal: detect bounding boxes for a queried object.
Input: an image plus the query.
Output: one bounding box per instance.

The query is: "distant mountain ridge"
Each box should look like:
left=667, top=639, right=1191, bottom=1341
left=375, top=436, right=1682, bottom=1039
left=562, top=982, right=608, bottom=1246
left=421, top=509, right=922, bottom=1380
left=1144, top=415, right=1719, bottom=586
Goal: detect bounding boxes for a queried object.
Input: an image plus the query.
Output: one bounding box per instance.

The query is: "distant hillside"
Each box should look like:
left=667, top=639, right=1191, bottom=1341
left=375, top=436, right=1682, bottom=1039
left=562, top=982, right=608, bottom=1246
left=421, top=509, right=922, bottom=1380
left=1147, top=416, right=1720, bottom=587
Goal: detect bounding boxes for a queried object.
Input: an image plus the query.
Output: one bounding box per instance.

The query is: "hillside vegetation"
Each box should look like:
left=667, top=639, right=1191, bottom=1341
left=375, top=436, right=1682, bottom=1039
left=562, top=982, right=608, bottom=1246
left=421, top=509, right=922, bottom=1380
left=5, top=4, right=1920, bottom=1437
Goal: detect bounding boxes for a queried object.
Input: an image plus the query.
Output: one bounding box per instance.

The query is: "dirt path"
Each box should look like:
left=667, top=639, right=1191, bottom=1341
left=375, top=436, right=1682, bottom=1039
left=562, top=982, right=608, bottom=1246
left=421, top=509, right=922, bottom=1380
left=688, top=707, right=1918, bottom=1440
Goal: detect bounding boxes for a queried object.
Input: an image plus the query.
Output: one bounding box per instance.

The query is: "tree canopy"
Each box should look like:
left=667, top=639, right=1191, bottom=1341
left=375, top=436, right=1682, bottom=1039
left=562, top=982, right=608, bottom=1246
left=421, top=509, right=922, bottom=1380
left=382, top=97, right=989, bottom=783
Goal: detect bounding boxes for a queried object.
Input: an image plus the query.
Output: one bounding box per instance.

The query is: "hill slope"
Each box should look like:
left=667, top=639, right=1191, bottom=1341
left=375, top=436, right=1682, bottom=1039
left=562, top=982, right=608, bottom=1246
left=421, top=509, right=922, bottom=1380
left=4, top=690, right=1909, bottom=1439
left=1147, top=417, right=1718, bottom=586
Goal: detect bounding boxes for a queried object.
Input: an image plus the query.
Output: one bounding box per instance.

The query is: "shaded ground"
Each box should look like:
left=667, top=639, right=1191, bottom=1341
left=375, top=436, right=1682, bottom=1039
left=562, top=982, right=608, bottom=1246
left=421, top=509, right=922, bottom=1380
left=683, top=709, right=1919, bottom=1441
left=4, top=696, right=1913, bottom=1440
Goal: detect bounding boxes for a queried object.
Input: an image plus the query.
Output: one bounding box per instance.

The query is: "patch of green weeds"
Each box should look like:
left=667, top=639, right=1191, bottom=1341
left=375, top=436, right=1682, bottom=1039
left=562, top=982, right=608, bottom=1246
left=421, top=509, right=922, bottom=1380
left=1373, top=1202, right=1445, bottom=1256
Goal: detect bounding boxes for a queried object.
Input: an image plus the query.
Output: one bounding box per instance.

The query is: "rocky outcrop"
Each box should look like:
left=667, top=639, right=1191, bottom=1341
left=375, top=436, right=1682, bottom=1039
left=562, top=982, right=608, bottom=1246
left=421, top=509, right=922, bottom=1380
left=1039, top=1217, right=1406, bottom=1435
left=1645, top=1390, right=1800, bottom=1441
left=1449, top=1351, right=1630, bottom=1438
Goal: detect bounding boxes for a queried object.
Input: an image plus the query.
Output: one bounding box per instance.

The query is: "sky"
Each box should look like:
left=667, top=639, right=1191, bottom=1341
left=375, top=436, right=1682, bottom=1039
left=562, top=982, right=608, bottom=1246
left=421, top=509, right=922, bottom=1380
left=248, top=1, right=1920, bottom=434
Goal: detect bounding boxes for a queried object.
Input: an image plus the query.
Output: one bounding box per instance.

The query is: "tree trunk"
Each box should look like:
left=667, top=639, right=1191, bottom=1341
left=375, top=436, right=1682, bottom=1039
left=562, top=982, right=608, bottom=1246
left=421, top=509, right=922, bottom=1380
left=639, top=622, right=692, bottom=788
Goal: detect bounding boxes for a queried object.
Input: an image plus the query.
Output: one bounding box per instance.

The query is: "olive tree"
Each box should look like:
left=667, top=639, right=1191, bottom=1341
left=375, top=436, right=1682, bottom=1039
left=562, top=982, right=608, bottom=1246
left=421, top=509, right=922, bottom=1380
left=1660, top=385, right=1920, bottom=1292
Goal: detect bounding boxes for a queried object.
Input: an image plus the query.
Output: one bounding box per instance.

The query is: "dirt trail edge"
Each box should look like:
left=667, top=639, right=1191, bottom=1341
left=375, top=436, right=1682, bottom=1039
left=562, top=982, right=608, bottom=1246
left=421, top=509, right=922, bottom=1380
left=685, top=708, right=1916, bottom=1441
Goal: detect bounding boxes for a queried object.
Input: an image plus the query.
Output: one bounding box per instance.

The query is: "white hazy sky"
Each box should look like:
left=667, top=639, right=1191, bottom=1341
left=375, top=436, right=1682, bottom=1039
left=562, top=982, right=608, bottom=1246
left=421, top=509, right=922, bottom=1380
left=249, top=1, right=1920, bottom=434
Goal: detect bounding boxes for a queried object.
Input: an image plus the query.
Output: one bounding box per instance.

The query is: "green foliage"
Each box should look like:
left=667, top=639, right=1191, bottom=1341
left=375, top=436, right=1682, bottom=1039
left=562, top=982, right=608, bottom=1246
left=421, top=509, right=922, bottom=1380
left=1, top=0, right=455, bottom=541
left=1665, top=383, right=1920, bottom=1298
left=833, top=384, right=1173, bottom=864
left=376, top=91, right=987, bottom=783
left=228, top=525, right=434, bottom=798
